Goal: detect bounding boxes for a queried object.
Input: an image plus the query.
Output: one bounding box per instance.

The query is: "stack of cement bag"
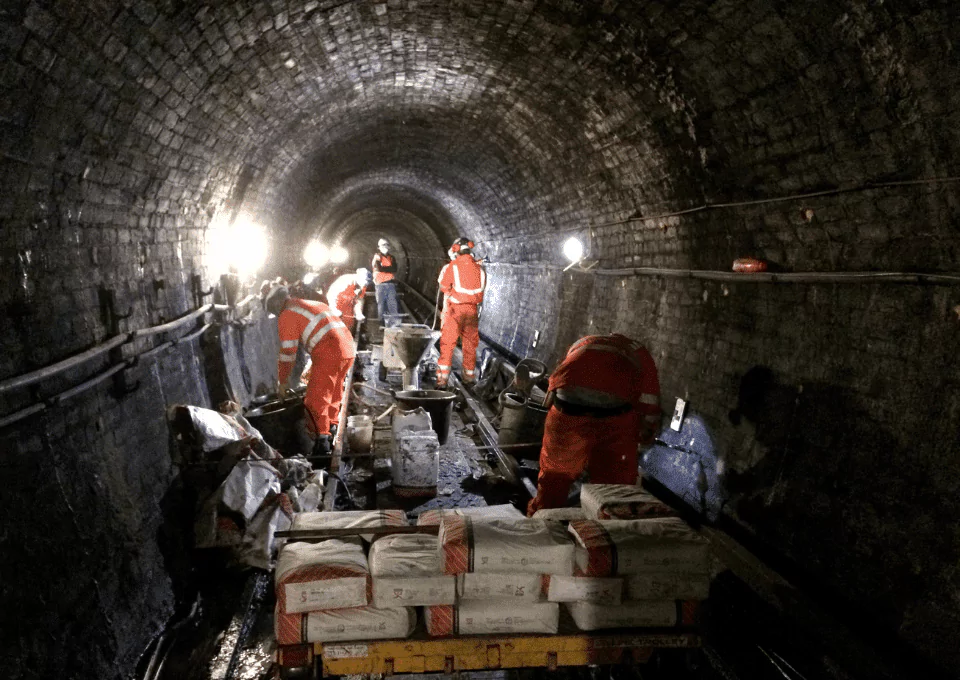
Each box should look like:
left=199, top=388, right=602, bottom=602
left=274, top=510, right=417, bottom=645
left=565, top=516, right=711, bottom=629
left=427, top=515, right=575, bottom=636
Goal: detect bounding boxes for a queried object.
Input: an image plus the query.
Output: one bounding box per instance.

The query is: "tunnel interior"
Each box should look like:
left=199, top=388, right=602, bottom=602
left=1, top=1, right=959, bottom=679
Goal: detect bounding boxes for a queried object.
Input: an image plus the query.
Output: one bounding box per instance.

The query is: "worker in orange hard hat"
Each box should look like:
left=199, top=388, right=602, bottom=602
left=262, top=280, right=355, bottom=455
left=527, top=334, right=662, bottom=515
left=326, top=268, right=370, bottom=332
left=436, top=237, right=486, bottom=388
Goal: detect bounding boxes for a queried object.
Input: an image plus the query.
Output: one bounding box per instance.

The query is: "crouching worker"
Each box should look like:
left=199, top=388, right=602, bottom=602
left=527, top=334, right=661, bottom=515
left=326, top=268, right=369, bottom=332
left=262, top=280, right=355, bottom=455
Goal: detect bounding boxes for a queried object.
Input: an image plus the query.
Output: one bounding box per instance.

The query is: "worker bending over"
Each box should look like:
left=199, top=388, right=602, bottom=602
left=326, top=268, right=369, bottom=332
left=436, top=237, right=486, bottom=387
left=262, top=280, right=355, bottom=455
left=527, top=333, right=661, bottom=515
left=371, top=238, right=399, bottom=326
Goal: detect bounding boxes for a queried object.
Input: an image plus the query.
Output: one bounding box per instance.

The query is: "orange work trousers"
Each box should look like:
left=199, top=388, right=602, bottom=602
left=527, top=407, right=640, bottom=515
left=437, top=303, right=479, bottom=384
left=303, top=352, right=354, bottom=436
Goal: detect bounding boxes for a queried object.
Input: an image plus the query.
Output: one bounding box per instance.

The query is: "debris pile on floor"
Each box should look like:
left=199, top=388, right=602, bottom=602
left=170, top=403, right=325, bottom=570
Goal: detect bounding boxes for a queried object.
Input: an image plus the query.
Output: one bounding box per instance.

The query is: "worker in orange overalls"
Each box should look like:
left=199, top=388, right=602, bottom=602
left=527, top=334, right=661, bottom=515
left=371, top=238, right=399, bottom=326
left=436, top=238, right=486, bottom=387
left=325, top=268, right=369, bottom=332
left=263, top=281, right=355, bottom=455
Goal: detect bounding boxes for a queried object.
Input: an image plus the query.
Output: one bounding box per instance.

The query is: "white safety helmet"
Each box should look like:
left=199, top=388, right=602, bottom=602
left=377, top=238, right=390, bottom=253
left=355, top=267, right=370, bottom=286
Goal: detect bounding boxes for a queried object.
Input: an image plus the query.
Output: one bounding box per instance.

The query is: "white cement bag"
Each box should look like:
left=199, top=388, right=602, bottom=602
left=456, top=573, right=545, bottom=602
left=392, top=431, right=440, bottom=496
left=567, top=600, right=695, bottom=630
left=624, top=573, right=711, bottom=600
left=533, top=507, right=586, bottom=521
left=368, top=534, right=441, bottom=576
left=221, top=459, right=282, bottom=520
left=290, top=509, right=408, bottom=542
left=439, top=517, right=575, bottom=575
left=417, top=504, right=525, bottom=525
left=275, top=539, right=370, bottom=614
left=426, top=602, right=559, bottom=636
left=303, top=606, right=416, bottom=642
left=569, top=517, right=711, bottom=576
left=372, top=576, right=456, bottom=607
left=546, top=575, right=622, bottom=605
left=580, top=484, right=677, bottom=520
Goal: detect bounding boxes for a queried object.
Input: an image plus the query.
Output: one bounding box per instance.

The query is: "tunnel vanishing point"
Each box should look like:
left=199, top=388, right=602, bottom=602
left=1, top=2, right=959, bottom=679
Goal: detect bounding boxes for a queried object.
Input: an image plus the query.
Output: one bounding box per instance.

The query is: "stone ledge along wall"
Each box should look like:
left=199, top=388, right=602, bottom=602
left=2, top=1, right=960, bottom=679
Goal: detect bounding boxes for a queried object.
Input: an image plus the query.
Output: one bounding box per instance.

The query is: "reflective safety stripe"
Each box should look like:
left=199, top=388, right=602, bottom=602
left=279, top=354, right=296, bottom=363
left=300, top=310, right=335, bottom=347
left=451, top=263, right=485, bottom=295
left=306, top=319, right=347, bottom=353
left=464, top=370, right=475, bottom=376
left=281, top=340, right=298, bottom=349
left=640, top=393, right=659, bottom=405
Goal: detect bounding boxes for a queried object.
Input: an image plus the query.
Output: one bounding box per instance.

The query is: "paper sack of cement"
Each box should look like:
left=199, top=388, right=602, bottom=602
left=580, top=484, right=677, bottom=520
left=568, top=518, right=711, bottom=576
left=276, top=604, right=416, bottom=644
left=567, top=600, right=698, bottom=631
left=275, top=539, right=371, bottom=614
left=289, top=509, right=408, bottom=543
left=439, top=516, right=575, bottom=575
left=417, top=503, right=524, bottom=525
left=425, top=601, right=560, bottom=636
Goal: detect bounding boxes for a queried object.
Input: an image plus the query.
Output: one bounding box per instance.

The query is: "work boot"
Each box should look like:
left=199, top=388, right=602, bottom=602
left=313, top=434, right=332, bottom=456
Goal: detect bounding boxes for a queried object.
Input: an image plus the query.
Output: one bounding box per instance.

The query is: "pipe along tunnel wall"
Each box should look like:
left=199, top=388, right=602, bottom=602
left=1, top=1, right=960, bottom=678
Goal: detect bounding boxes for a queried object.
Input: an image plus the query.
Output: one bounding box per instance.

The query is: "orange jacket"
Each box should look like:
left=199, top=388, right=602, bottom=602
left=277, top=297, right=354, bottom=385
left=438, top=254, right=486, bottom=306
left=548, top=334, right=661, bottom=437
left=372, top=253, right=396, bottom=284
left=326, top=273, right=366, bottom=318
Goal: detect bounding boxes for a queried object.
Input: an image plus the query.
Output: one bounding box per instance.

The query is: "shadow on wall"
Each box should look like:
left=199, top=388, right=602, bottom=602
left=720, top=365, right=957, bottom=650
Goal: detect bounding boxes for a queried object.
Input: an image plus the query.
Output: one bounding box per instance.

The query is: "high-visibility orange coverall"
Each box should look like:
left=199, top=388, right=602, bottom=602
left=436, top=254, right=486, bottom=386
left=325, top=273, right=366, bottom=331
left=277, top=297, right=356, bottom=437
left=527, top=334, right=661, bottom=515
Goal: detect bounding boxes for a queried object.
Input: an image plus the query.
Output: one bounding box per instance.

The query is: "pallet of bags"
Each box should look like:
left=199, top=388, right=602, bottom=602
left=275, top=509, right=415, bottom=645
left=368, top=533, right=456, bottom=608
left=580, top=484, right=677, bottom=520
left=425, top=516, right=575, bottom=636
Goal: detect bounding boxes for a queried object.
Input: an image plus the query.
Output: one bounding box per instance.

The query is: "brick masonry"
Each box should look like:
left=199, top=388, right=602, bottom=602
left=0, top=0, right=959, bottom=678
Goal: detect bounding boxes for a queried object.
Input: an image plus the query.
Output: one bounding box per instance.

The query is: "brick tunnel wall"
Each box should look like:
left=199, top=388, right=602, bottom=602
left=1, top=1, right=959, bottom=679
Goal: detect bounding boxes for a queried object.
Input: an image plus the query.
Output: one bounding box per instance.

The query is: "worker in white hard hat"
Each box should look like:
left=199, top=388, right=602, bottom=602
left=261, top=279, right=355, bottom=455
left=371, top=238, right=399, bottom=327
left=436, top=237, right=486, bottom=387
left=326, top=268, right=369, bottom=332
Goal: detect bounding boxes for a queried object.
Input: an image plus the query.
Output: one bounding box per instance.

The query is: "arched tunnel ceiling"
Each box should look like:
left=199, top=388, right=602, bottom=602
left=2, top=0, right=956, bottom=282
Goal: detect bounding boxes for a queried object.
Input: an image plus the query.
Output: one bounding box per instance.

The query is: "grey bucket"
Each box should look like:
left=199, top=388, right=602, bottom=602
left=497, top=390, right=548, bottom=459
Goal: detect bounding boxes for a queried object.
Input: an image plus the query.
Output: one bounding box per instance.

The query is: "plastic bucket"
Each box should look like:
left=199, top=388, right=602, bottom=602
left=346, top=415, right=374, bottom=453
left=394, top=390, right=456, bottom=445
left=244, top=398, right=306, bottom=455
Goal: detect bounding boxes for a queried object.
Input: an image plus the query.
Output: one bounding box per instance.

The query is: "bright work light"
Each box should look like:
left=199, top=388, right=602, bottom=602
left=304, top=241, right=329, bottom=269
left=330, top=245, right=349, bottom=264
left=563, top=237, right=584, bottom=263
